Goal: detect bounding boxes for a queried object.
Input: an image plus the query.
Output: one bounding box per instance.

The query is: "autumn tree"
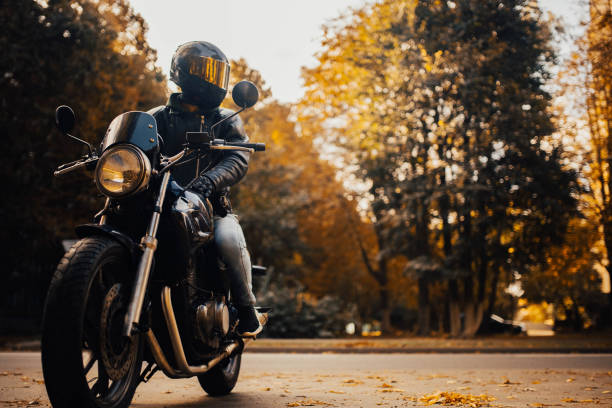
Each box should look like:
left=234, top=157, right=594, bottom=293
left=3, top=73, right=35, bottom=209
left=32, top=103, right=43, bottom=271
left=0, top=0, right=167, bottom=325
left=300, top=0, right=579, bottom=335
left=583, top=0, right=612, bottom=317
left=227, top=59, right=382, bottom=335
left=522, top=218, right=604, bottom=330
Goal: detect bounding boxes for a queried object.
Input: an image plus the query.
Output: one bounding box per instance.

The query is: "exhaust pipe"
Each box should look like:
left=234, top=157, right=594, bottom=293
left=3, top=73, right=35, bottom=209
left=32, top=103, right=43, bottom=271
left=145, top=286, right=267, bottom=378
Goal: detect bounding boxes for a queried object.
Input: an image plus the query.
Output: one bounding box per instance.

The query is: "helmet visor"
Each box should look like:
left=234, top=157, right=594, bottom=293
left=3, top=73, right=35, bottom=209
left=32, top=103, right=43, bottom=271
left=186, top=56, right=230, bottom=90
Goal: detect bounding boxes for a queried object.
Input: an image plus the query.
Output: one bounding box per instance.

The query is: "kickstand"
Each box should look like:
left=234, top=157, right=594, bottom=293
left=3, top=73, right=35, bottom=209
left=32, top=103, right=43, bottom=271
left=138, top=362, right=159, bottom=384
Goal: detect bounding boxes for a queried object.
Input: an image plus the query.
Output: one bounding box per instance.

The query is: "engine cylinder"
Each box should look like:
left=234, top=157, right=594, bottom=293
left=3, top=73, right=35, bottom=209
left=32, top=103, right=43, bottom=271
left=196, top=300, right=229, bottom=339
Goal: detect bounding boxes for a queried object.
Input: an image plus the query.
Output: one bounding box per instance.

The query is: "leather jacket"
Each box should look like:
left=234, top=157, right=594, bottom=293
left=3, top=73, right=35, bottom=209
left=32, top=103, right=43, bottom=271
left=148, top=93, right=250, bottom=215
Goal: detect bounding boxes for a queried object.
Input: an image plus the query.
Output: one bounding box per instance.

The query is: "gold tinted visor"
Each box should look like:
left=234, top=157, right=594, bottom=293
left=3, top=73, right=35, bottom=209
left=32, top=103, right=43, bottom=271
left=187, top=56, right=230, bottom=90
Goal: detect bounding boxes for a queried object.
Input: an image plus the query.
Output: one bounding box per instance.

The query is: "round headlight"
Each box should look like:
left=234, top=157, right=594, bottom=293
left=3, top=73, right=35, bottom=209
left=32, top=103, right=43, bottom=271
left=95, top=145, right=151, bottom=197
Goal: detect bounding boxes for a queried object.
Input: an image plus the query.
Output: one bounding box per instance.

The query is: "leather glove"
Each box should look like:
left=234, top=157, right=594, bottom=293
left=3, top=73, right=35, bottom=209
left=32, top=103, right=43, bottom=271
left=191, top=176, right=215, bottom=199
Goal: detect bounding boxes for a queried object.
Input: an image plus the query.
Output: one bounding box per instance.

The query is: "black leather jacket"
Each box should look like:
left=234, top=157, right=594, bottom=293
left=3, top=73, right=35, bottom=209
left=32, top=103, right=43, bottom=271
left=148, top=93, right=250, bottom=215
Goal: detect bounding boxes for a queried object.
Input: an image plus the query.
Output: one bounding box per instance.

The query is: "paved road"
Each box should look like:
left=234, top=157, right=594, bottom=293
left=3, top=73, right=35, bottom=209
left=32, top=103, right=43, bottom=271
left=1, top=352, right=611, bottom=407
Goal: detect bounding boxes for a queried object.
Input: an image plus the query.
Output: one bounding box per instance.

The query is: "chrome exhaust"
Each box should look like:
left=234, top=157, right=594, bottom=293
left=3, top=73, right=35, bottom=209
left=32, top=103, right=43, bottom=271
left=144, top=286, right=267, bottom=378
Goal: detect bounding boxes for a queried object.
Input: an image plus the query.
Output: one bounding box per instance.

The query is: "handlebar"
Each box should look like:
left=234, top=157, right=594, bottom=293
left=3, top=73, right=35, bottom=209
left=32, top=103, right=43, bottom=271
left=54, top=156, right=98, bottom=176
left=184, top=134, right=266, bottom=152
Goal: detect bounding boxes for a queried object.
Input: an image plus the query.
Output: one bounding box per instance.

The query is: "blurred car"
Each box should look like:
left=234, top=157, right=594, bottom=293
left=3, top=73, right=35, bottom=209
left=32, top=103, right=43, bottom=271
left=478, top=314, right=525, bottom=335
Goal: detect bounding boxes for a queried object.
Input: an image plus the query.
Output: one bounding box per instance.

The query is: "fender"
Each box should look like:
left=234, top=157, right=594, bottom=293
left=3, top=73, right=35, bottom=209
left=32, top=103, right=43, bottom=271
left=75, top=224, right=140, bottom=263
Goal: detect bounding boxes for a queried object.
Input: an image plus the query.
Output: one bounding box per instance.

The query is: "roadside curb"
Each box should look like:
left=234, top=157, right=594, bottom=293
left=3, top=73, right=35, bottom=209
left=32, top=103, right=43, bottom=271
left=3, top=341, right=611, bottom=354
left=243, top=347, right=612, bottom=354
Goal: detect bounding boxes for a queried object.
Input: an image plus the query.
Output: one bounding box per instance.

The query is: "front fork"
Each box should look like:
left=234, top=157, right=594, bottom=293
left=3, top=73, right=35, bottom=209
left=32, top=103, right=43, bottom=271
left=123, top=171, right=172, bottom=337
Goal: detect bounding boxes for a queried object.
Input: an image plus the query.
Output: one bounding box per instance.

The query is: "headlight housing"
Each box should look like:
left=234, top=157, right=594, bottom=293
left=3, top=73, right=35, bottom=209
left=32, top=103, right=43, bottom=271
left=95, top=144, right=151, bottom=198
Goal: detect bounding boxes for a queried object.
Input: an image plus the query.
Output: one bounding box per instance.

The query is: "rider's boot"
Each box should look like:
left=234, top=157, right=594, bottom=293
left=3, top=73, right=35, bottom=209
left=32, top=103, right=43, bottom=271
left=236, top=305, right=263, bottom=337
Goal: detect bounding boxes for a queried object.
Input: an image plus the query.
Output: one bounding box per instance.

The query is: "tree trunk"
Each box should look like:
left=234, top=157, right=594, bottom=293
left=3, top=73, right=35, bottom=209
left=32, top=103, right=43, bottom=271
left=462, top=301, right=485, bottom=337
left=486, top=266, right=501, bottom=317
left=417, top=277, right=430, bottom=336
left=380, top=286, right=392, bottom=334
left=571, top=296, right=583, bottom=332
left=448, top=279, right=461, bottom=337
left=461, top=276, right=484, bottom=337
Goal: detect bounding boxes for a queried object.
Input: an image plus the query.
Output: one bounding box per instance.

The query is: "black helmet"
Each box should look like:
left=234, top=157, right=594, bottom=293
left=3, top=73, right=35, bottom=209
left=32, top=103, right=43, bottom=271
left=170, top=41, right=230, bottom=110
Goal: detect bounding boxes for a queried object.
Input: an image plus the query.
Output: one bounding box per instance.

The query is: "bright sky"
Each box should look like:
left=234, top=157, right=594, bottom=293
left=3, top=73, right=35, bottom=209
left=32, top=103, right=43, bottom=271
left=129, top=0, right=588, bottom=103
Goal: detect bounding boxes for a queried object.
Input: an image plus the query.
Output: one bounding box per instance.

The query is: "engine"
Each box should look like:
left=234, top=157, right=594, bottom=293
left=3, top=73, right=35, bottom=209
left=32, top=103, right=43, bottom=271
left=194, top=298, right=232, bottom=349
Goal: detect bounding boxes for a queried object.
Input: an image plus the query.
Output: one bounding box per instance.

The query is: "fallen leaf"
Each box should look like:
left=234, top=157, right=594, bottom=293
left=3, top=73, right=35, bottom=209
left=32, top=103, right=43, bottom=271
left=378, top=388, right=404, bottom=393
left=419, top=391, right=495, bottom=407
left=566, top=378, right=575, bottom=383
left=262, top=387, right=271, bottom=391
left=602, top=390, right=611, bottom=394
left=380, top=383, right=394, bottom=388
left=286, top=399, right=333, bottom=407
left=562, top=398, right=578, bottom=403
left=532, top=380, right=541, bottom=385
left=342, top=378, right=363, bottom=385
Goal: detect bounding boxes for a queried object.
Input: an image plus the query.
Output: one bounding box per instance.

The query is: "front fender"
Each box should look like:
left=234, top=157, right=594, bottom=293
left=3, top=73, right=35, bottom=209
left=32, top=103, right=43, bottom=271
left=75, top=224, right=139, bottom=263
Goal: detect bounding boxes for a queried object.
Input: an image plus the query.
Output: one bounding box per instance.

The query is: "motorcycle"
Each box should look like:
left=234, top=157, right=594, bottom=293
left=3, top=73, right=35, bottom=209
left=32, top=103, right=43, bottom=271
left=41, top=80, right=268, bottom=408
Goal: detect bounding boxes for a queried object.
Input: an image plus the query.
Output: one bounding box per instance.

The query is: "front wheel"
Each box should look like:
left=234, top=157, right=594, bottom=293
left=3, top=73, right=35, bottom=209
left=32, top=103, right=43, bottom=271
left=42, top=236, right=142, bottom=408
left=197, top=351, right=242, bottom=396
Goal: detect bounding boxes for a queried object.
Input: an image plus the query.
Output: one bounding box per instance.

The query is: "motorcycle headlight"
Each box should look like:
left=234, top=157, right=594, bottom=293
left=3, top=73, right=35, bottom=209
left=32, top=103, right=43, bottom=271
left=95, top=144, right=151, bottom=198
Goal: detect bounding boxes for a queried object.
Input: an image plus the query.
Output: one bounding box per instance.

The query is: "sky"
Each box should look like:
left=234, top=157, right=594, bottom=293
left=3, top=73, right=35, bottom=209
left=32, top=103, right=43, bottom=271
left=129, top=0, right=588, bottom=103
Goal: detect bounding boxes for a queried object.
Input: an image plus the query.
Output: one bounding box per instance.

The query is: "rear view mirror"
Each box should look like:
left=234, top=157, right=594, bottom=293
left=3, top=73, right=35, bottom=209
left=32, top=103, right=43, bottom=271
left=55, top=105, right=76, bottom=134
left=55, top=105, right=94, bottom=155
left=232, top=81, right=259, bottom=109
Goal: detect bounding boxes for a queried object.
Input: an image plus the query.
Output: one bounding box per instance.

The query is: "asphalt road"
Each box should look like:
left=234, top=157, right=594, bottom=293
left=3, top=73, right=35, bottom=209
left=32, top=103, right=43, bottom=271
left=1, top=352, right=611, bottom=407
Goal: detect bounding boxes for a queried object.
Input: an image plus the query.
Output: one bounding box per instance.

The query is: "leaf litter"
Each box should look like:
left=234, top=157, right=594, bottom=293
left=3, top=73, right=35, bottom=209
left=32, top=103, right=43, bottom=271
left=419, top=391, right=495, bottom=407
left=286, top=399, right=334, bottom=407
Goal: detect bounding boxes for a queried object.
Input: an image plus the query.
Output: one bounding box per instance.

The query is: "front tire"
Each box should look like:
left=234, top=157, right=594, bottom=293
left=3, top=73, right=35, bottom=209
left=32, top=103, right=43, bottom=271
left=42, top=236, right=142, bottom=408
left=197, top=351, right=242, bottom=396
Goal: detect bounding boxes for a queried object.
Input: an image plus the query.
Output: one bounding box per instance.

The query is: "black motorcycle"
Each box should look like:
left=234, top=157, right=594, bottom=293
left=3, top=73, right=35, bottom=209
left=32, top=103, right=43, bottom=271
left=41, top=80, right=267, bottom=408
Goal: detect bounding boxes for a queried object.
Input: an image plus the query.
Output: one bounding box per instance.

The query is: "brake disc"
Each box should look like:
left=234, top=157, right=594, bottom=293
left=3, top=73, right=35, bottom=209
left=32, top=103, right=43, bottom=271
left=100, top=283, right=138, bottom=381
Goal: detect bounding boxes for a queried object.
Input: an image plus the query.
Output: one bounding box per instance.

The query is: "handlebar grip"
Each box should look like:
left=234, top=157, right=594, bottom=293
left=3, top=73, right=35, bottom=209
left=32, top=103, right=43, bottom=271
left=224, top=142, right=266, bottom=151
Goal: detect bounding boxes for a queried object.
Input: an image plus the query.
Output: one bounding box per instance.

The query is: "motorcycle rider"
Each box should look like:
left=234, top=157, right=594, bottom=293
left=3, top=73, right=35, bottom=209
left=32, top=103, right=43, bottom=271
left=148, top=41, right=262, bottom=337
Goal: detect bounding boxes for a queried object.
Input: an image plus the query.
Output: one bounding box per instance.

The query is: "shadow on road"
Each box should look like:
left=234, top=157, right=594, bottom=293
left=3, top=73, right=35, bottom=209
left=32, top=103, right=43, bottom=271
left=132, top=392, right=277, bottom=407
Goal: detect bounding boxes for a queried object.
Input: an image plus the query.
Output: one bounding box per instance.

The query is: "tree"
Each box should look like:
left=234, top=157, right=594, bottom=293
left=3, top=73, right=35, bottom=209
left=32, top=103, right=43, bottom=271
left=584, top=0, right=612, bottom=317
left=522, top=218, right=604, bottom=330
left=227, top=59, right=382, bottom=329
left=0, top=0, right=167, bottom=325
left=300, top=0, right=579, bottom=336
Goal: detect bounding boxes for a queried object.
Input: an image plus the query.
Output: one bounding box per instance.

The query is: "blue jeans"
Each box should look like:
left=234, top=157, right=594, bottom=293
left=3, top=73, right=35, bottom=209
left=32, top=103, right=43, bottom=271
left=213, top=214, right=256, bottom=306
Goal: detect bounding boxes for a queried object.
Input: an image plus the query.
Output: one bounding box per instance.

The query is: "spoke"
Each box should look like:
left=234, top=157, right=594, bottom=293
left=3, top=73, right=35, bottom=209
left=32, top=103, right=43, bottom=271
left=91, top=363, right=110, bottom=397
left=83, top=353, right=97, bottom=375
